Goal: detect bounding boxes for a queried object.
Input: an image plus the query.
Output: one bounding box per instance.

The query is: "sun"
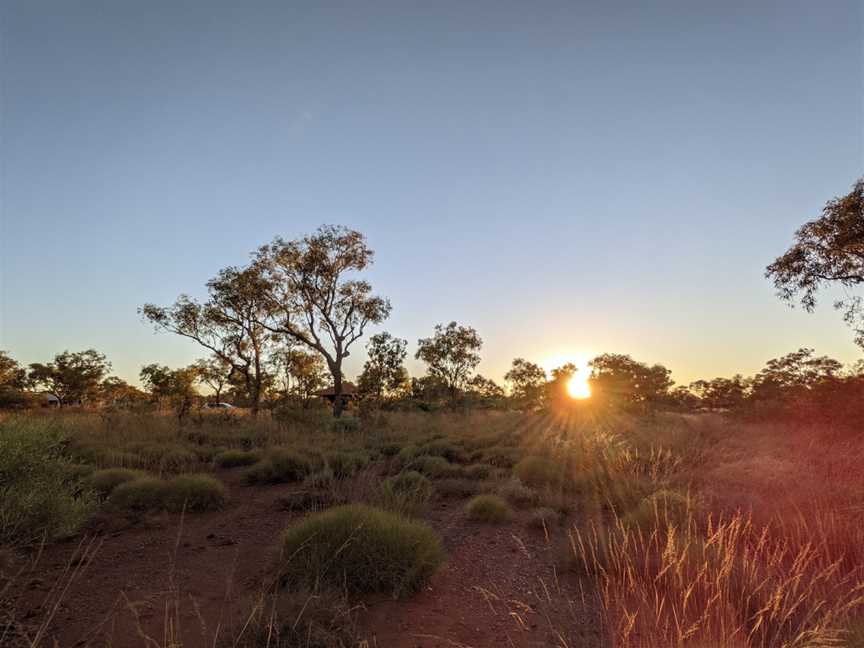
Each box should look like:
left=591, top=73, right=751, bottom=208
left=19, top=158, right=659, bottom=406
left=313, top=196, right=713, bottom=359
left=567, top=373, right=592, bottom=399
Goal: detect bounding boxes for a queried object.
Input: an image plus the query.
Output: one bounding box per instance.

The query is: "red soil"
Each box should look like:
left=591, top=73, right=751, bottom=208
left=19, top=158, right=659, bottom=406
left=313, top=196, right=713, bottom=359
left=10, top=472, right=601, bottom=648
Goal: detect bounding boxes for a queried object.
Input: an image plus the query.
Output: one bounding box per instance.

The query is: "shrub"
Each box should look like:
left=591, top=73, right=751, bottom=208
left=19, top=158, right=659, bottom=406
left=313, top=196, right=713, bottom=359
left=497, top=479, right=539, bottom=508
left=482, top=445, right=522, bottom=468
left=622, top=489, right=692, bottom=531
left=109, top=477, right=170, bottom=512
left=513, top=455, right=570, bottom=489
left=528, top=506, right=561, bottom=530
left=89, top=468, right=147, bottom=499
left=165, top=474, right=227, bottom=513
left=380, top=442, right=402, bottom=457
left=329, top=417, right=361, bottom=434
left=465, top=494, right=511, bottom=523
left=0, top=418, right=97, bottom=545
left=214, top=449, right=260, bottom=468
left=379, top=471, right=434, bottom=515
left=436, top=478, right=483, bottom=499
left=243, top=450, right=311, bottom=485
left=158, top=448, right=199, bottom=473
left=462, top=463, right=494, bottom=480
left=418, top=440, right=466, bottom=464
left=326, top=451, right=369, bottom=478
left=279, top=504, right=444, bottom=597
left=407, top=455, right=461, bottom=479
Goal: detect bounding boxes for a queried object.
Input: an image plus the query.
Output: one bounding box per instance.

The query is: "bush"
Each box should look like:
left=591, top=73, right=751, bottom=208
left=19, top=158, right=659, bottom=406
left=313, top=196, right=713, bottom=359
left=214, top=449, right=260, bottom=468
left=165, top=474, right=227, bottom=512
left=497, top=479, right=539, bottom=508
left=528, top=506, right=561, bottom=530
left=513, top=455, right=569, bottom=488
left=279, top=504, right=444, bottom=597
left=158, top=448, right=199, bottom=473
left=380, top=442, right=402, bottom=457
left=243, top=450, right=312, bottom=485
left=462, top=463, right=494, bottom=480
left=436, top=478, right=483, bottom=499
left=482, top=445, right=522, bottom=468
left=407, top=455, right=461, bottom=479
left=622, top=489, right=692, bottom=531
left=329, top=417, right=361, bottom=434
left=379, top=471, right=434, bottom=515
left=109, top=477, right=170, bottom=512
left=326, top=451, right=369, bottom=478
left=0, top=418, right=97, bottom=545
left=465, top=494, right=512, bottom=523
left=89, top=468, right=147, bottom=499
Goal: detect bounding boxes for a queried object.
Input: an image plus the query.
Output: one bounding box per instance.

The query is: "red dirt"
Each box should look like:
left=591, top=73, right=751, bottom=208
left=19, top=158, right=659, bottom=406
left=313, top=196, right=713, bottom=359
left=10, top=472, right=602, bottom=648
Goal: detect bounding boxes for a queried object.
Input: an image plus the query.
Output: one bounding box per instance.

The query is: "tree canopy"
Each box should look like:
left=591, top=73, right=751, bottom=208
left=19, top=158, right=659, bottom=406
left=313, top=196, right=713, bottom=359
left=28, top=350, right=111, bottom=405
left=767, top=177, right=864, bottom=347
left=415, top=322, right=482, bottom=397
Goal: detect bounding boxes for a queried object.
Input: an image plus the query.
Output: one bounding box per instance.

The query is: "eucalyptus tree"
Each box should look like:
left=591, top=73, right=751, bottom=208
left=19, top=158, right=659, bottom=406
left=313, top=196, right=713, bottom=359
left=141, top=265, right=274, bottom=416
left=415, top=322, right=482, bottom=399
left=254, top=225, right=391, bottom=417
left=767, top=178, right=864, bottom=347
left=28, top=349, right=111, bottom=406
left=358, top=332, right=409, bottom=401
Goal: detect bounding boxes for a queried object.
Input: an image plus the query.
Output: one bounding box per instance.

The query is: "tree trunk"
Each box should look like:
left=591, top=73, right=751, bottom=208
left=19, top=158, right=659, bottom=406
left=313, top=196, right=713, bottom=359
left=332, top=367, right=344, bottom=418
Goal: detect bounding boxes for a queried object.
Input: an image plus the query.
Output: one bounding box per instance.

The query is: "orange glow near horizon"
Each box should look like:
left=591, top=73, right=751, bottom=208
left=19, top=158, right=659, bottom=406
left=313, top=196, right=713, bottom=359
left=567, top=373, right=592, bottom=399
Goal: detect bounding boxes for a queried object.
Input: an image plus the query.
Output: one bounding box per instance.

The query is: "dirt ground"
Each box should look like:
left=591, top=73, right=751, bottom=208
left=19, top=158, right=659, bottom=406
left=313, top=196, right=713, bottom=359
left=9, top=469, right=602, bottom=648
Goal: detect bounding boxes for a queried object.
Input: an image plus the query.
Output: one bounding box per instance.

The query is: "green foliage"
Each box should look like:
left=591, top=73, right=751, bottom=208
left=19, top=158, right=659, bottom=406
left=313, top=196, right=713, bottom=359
left=0, top=418, right=97, bottom=545
left=243, top=449, right=312, bottom=485
left=497, top=479, right=540, bottom=508
left=326, top=451, right=369, bottom=478
left=406, top=455, right=461, bottom=479
left=279, top=504, right=444, bottom=597
left=214, top=449, right=261, bottom=468
left=109, top=477, right=170, bottom=512
left=379, top=471, right=434, bottom=515
left=165, top=474, right=227, bottom=512
left=89, top=468, right=147, bottom=498
left=465, top=494, right=511, bottom=523
left=513, top=455, right=570, bottom=488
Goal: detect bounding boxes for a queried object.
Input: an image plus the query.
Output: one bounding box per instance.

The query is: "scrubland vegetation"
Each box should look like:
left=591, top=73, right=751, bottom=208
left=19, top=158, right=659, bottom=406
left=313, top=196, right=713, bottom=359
left=1, top=404, right=861, bottom=647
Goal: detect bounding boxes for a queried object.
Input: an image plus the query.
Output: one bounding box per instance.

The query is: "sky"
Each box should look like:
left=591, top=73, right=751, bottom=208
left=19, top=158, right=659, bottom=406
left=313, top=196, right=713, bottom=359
left=1, top=0, right=863, bottom=388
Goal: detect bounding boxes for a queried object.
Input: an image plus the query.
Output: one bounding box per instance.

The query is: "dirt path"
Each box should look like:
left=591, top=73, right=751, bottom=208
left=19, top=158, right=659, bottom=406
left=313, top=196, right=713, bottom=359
left=13, top=475, right=602, bottom=648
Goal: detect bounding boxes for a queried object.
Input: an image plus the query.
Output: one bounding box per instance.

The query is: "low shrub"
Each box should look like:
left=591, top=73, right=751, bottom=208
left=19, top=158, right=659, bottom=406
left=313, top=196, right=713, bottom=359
left=380, top=442, right=402, bottom=457
left=436, top=478, right=483, bottom=499
left=462, top=463, right=494, bottom=480
left=89, top=468, right=147, bottom=499
left=482, top=445, right=523, bottom=468
left=465, top=494, right=511, bottom=523
left=528, top=506, right=561, bottom=530
left=243, top=450, right=311, bottom=485
left=165, top=474, right=227, bottom=513
left=326, top=451, right=369, bottom=478
left=497, top=479, right=539, bottom=508
left=279, top=504, right=444, bottom=597
left=214, top=449, right=260, bottom=468
left=513, top=455, right=569, bottom=489
left=379, top=471, right=434, bottom=515
left=158, top=448, right=199, bottom=473
left=0, top=418, right=97, bottom=545
left=622, top=489, right=692, bottom=531
left=407, top=455, right=461, bottom=479
left=329, top=417, right=361, bottom=434
left=109, top=477, right=170, bottom=512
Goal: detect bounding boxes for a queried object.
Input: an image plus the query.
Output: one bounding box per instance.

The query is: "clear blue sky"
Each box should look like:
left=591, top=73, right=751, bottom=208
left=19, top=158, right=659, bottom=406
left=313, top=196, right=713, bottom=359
left=1, top=0, right=862, bottom=387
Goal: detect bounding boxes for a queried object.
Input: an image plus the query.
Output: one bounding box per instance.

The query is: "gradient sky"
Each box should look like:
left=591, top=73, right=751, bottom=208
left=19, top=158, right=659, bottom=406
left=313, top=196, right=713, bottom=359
left=1, top=0, right=863, bottom=388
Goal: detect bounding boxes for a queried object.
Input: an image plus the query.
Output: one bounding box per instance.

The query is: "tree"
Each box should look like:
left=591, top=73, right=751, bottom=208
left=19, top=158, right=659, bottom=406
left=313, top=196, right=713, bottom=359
left=415, top=322, right=482, bottom=399
left=767, top=178, right=864, bottom=347
left=689, top=376, right=748, bottom=410
left=750, top=348, right=842, bottom=402
left=504, top=358, right=547, bottom=409
left=466, top=374, right=505, bottom=407
left=254, top=226, right=391, bottom=417
left=269, top=347, right=327, bottom=404
left=140, top=364, right=199, bottom=416
left=99, top=377, right=146, bottom=407
left=28, top=350, right=111, bottom=406
left=141, top=265, right=274, bottom=416
left=193, top=356, right=233, bottom=405
left=589, top=353, right=673, bottom=409
left=357, top=332, right=409, bottom=401
left=0, top=351, right=29, bottom=408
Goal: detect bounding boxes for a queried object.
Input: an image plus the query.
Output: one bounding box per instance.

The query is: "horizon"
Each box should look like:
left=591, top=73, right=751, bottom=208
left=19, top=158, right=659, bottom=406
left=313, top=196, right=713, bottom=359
left=2, top=1, right=863, bottom=389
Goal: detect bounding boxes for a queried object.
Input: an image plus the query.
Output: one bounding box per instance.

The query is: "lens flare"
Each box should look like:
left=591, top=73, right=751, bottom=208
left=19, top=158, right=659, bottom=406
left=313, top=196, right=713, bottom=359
left=567, top=374, right=591, bottom=399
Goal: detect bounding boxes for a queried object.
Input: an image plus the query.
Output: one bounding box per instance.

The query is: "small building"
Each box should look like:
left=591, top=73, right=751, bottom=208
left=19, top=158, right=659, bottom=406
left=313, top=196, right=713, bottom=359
left=313, top=382, right=358, bottom=406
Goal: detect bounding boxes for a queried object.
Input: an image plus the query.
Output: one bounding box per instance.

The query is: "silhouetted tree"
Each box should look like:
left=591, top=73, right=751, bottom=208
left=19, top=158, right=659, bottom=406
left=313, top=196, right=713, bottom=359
left=589, top=353, right=673, bottom=410
left=689, top=375, right=748, bottom=410
left=0, top=351, right=29, bottom=408
left=504, top=358, right=547, bottom=409
left=140, top=363, right=199, bottom=417
left=141, top=265, right=273, bottom=416
left=254, top=226, right=391, bottom=417
left=99, top=377, right=146, bottom=407
left=28, top=350, right=111, bottom=406
left=415, top=322, right=482, bottom=399
left=750, top=348, right=842, bottom=402
left=269, top=347, right=327, bottom=405
left=193, top=356, right=233, bottom=405
left=767, top=178, right=864, bottom=347
left=466, top=374, right=505, bottom=407
left=358, top=332, right=409, bottom=401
